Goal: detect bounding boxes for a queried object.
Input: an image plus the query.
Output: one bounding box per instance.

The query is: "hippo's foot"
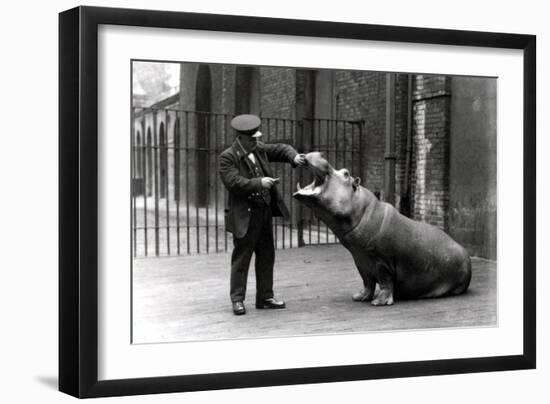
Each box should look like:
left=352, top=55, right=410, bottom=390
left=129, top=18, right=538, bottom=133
left=371, top=290, right=394, bottom=306
left=352, top=288, right=375, bottom=302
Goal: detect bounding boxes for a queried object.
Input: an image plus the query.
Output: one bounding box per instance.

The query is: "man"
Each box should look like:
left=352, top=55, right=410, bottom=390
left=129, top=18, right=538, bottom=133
left=218, top=114, right=306, bottom=315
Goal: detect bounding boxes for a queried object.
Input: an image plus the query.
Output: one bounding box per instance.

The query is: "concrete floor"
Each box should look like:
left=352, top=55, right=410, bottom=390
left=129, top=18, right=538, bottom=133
left=132, top=244, right=497, bottom=344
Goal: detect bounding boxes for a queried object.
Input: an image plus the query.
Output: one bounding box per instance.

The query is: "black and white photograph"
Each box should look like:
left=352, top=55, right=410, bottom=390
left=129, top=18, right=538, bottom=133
left=2, top=0, right=544, bottom=402
left=131, top=60, right=497, bottom=344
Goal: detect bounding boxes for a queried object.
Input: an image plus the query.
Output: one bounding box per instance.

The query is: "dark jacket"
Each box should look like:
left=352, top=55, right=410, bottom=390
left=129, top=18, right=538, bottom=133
left=219, top=141, right=298, bottom=239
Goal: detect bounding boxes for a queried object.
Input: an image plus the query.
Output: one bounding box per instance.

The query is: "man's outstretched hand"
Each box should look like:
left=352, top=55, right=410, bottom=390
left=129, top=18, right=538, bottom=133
left=294, top=154, right=307, bottom=166
left=261, top=177, right=280, bottom=189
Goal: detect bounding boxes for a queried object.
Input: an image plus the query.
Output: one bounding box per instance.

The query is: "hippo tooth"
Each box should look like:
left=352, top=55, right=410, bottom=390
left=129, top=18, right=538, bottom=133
left=297, top=182, right=302, bottom=190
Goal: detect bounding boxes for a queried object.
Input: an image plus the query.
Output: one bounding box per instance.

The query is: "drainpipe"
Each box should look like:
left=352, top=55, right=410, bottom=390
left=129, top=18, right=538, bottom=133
left=384, top=73, right=396, bottom=205
left=402, top=74, right=413, bottom=216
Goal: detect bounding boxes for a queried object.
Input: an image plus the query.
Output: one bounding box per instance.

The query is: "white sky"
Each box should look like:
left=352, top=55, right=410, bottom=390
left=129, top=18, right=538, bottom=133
left=132, top=61, right=180, bottom=104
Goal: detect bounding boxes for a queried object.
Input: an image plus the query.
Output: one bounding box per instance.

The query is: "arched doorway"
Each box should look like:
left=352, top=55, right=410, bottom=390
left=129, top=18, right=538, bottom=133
left=135, top=130, right=142, bottom=178
left=159, top=122, right=167, bottom=198
left=173, top=118, right=181, bottom=201
left=195, top=64, right=211, bottom=207
left=146, top=127, right=153, bottom=197
left=235, top=66, right=260, bottom=115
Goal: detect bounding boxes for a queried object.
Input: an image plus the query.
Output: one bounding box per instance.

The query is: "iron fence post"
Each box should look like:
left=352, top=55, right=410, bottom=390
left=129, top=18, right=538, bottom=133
left=297, top=120, right=305, bottom=247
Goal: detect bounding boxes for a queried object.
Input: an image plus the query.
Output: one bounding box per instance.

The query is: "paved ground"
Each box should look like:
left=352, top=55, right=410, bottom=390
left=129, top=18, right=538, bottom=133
left=132, top=244, right=497, bottom=344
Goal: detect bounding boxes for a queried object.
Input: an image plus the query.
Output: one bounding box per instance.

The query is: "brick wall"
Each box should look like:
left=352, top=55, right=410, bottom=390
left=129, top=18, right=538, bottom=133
left=331, top=71, right=382, bottom=192
left=135, top=62, right=499, bottom=258
left=393, top=74, right=410, bottom=212
left=330, top=71, right=409, bottom=200
left=220, top=65, right=236, bottom=116
left=410, top=75, right=451, bottom=230
left=176, top=65, right=453, bottom=231
left=260, top=67, right=296, bottom=119
left=334, top=70, right=368, bottom=120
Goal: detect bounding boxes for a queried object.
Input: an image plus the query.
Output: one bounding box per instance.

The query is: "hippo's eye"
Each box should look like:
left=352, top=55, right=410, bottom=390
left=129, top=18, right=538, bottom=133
left=342, top=170, right=350, bottom=178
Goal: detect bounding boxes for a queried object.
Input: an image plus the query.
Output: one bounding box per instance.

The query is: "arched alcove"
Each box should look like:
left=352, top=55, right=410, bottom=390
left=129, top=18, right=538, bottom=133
left=195, top=64, right=212, bottom=207
left=135, top=130, right=142, bottom=178
left=159, top=122, right=167, bottom=198
left=173, top=118, right=181, bottom=201
left=235, top=66, right=260, bottom=115
left=146, top=128, right=153, bottom=197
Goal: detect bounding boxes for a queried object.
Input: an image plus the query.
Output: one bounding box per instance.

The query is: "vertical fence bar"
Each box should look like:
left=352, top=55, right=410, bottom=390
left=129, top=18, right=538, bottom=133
left=193, top=112, right=201, bottom=254
left=131, top=111, right=137, bottom=258
left=296, top=120, right=304, bottom=247
left=356, top=122, right=360, bottom=176
left=185, top=111, right=191, bottom=255
left=277, top=119, right=285, bottom=249
left=335, top=119, right=339, bottom=170
left=195, top=113, right=200, bottom=254
left=138, top=118, right=147, bottom=257
left=357, top=122, right=361, bottom=175
left=272, top=119, right=278, bottom=248
left=352, top=122, right=356, bottom=175
left=205, top=113, right=210, bottom=254
left=359, top=120, right=364, bottom=198
left=153, top=116, right=160, bottom=256
left=356, top=122, right=360, bottom=174
left=320, top=119, right=328, bottom=244
left=165, top=110, right=171, bottom=255
left=284, top=119, right=289, bottom=248
left=214, top=114, right=219, bottom=253
left=269, top=118, right=277, bottom=248
left=288, top=119, right=293, bottom=248
left=224, top=114, right=229, bottom=252
left=318, top=119, right=324, bottom=244
left=308, top=121, right=315, bottom=245
left=326, top=119, right=332, bottom=243
left=143, top=120, right=149, bottom=256
left=334, top=120, right=340, bottom=244
left=175, top=114, right=181, bottom=255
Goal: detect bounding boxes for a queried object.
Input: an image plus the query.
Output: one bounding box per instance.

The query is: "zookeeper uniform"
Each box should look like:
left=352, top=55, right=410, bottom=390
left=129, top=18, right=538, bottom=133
left=218, top=114, right=300, bottom=314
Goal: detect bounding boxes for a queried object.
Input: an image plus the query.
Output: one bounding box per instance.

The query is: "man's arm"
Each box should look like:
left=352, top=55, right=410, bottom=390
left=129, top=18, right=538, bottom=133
left=218, top=153, right=263, bottom=197
left=262, top=143, right=299, bottom=165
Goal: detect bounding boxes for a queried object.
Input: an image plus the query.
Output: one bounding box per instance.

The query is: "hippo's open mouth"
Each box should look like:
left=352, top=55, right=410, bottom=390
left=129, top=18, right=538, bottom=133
left=293, top=152, right=331, bottom=197
left=294, top=176, right=324, bottom=196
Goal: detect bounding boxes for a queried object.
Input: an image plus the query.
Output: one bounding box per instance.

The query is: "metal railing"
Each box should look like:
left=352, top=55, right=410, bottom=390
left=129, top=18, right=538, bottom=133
left=131, top=108, right=363, bottom=257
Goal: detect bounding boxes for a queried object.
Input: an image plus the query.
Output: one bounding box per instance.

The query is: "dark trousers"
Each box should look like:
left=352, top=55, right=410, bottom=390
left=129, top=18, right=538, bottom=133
left=230, top=207, right=275, bottom=303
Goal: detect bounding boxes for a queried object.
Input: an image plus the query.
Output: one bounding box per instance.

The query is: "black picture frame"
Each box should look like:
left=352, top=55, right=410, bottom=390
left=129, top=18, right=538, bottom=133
left=59, top=5, right=536, bottom=398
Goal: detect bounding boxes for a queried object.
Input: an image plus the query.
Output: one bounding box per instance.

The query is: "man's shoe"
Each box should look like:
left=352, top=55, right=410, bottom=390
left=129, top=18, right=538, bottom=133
left=256, top=297, right=286, bottom=309
left=232, top=301, right=246, bottom=315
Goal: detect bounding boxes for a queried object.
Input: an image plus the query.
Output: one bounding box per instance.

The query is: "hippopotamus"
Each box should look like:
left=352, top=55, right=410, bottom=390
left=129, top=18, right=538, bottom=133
left=293, top=152, right=471, bottom=306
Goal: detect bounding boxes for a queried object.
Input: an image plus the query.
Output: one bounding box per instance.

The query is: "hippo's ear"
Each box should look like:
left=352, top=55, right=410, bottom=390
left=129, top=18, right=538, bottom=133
left=353, top=177, right=361, bottom=191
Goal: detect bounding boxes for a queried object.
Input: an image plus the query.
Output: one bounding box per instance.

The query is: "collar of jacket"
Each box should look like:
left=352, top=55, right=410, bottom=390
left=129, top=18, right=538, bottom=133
left=232, top=140, right=265, bottom=160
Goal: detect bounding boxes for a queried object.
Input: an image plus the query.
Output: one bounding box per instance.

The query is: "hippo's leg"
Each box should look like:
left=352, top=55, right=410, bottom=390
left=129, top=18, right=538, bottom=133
left=352, top=274, right=376, bottom=302
left=352, top=257, right=377, bottom=302
left=371, top=264, right=394, bottom=306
